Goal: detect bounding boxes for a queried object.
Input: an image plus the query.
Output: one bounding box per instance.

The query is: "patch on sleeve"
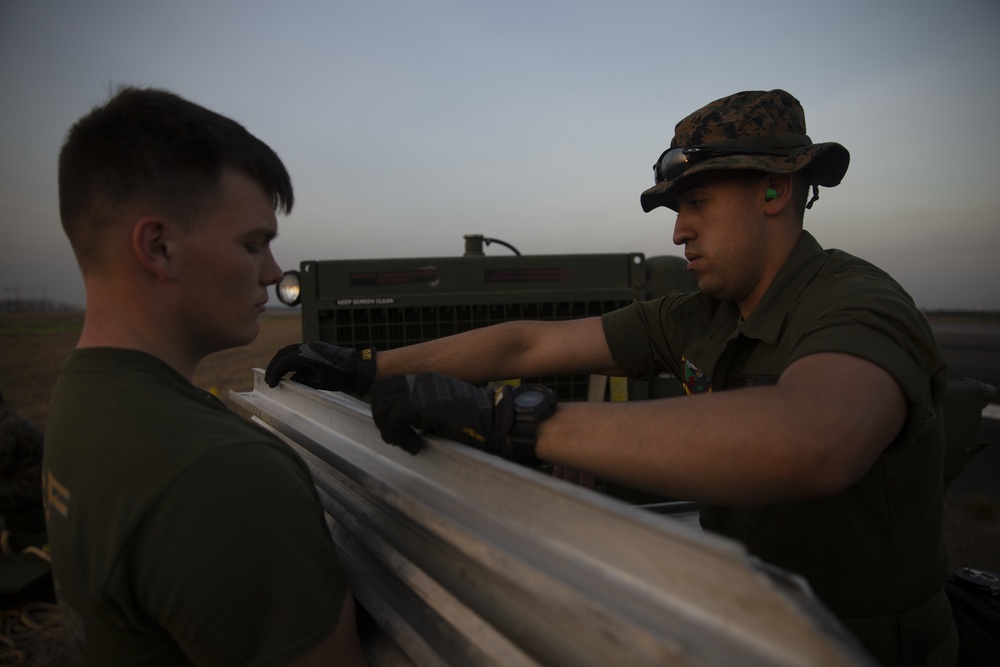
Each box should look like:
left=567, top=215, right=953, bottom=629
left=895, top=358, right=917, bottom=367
left=682, top=356, right=712, bottom=395
left=44, top=468, right=71, bottom=521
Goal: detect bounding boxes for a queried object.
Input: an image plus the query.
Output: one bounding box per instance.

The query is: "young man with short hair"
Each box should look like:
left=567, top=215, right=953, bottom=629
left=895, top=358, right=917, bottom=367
left=46, top=87, right=368, bottom=666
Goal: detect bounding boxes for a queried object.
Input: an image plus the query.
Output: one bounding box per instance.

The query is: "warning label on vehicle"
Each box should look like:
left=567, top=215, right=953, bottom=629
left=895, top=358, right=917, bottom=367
left=349, top=268, right=437, bottom=287
left=484, top=268, right=562, bottom=283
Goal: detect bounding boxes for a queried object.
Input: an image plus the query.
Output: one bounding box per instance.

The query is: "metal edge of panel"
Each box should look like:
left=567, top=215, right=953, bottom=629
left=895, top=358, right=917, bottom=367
left=230, top=370, right=877, bottom=667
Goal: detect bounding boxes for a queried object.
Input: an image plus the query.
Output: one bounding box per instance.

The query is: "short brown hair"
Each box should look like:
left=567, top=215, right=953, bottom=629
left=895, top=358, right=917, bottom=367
left=58, top=86, right=294, bottom=268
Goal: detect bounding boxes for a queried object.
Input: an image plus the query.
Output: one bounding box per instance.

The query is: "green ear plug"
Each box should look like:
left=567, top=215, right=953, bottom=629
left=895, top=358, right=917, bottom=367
left=765, top=188, right=778, bottom=201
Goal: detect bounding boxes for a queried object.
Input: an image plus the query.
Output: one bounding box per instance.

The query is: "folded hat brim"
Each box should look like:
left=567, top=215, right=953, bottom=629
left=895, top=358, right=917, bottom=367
left=640, top=142, right=849, bottom=213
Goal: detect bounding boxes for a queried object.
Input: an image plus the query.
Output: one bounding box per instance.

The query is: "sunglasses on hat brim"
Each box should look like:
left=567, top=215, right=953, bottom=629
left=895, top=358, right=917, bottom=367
left=652, top=145, right=803, bottom=185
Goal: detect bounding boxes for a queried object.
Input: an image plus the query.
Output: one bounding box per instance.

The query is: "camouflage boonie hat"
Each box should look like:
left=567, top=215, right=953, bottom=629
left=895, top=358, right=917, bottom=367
left=640, top=89, right=850, bottom=212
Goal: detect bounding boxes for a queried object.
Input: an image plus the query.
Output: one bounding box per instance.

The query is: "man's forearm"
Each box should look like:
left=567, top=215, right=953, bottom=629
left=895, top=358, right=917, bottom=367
left=534, top=354, right=905, bottom=506
left=535, top=391, right=826, bottom=505
left=375, top=317, right=620, bottom=384
left=375, top=321, right=531, bottom=383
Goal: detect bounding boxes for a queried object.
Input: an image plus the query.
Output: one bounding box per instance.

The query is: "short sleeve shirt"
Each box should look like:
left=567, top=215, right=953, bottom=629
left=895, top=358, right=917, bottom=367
left=602, top=231, right=955, bottom=665
left=44, top=349, right=349, bottom=666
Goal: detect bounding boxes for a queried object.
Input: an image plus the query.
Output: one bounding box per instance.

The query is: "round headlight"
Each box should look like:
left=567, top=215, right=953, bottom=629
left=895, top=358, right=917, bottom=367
left=276, top=270, right=301, bottom=306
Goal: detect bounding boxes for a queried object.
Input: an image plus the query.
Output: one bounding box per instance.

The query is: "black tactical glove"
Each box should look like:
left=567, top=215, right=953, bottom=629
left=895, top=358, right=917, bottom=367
left=370, top=372, right=555, bottom=465
left=265, top=342, right=376, bottom=394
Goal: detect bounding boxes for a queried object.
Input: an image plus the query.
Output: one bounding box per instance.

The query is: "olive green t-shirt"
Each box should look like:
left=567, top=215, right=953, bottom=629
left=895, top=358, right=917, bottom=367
left=602, top=231, right=956, bottom=666
left=44, top=348, right=348, bottom=666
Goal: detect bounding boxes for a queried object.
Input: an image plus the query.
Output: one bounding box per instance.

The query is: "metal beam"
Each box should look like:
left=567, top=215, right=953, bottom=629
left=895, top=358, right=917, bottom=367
left=231, top=370, right=876, bottom=667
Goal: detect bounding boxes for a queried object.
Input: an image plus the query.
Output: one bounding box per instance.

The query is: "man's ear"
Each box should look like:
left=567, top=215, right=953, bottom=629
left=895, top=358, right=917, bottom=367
left=132, top=216, right=176, bottom=280
left=763, top=173, right=793, bottom=214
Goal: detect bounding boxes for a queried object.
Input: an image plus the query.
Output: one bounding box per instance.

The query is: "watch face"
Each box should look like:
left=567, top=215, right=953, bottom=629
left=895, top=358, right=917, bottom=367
left=514, top=389, right=547, bottom=409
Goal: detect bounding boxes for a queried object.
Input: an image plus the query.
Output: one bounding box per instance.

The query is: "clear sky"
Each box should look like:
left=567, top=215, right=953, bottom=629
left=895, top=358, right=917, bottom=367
left=2, top=0, right=998, bottom=310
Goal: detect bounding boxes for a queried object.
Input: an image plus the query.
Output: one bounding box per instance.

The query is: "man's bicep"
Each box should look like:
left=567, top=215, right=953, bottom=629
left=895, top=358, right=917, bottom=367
left=531, top=317, right=622, bottom=376
left=781, top=352, right=907, bottom=468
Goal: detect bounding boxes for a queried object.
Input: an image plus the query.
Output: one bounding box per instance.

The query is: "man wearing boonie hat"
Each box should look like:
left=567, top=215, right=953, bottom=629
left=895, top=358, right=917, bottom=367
left=623, top=89, right=958, bottom=666
left=267, top=90, right=957, bottom=665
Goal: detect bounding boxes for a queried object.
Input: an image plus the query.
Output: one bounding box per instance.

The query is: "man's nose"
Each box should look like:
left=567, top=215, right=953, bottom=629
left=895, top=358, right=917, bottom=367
left=672, top=214, right=693, bottom=247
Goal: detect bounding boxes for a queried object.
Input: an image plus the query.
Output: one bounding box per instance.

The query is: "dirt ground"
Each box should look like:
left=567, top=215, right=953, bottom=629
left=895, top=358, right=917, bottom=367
left=0, top=310, right=997, bottom=663
left=0, top=309, right=304, bottom=430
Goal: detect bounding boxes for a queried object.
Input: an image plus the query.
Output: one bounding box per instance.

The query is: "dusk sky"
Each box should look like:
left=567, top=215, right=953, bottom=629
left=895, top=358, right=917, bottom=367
left=2, top=0, right=998, bottom=310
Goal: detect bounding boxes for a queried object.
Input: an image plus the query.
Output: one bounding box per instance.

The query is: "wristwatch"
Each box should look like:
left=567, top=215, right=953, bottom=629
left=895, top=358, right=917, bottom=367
left=505, top=384, right=558, bottom=465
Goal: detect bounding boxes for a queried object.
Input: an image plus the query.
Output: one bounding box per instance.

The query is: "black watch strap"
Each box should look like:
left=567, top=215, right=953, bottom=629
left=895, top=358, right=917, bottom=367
left=505, top=385, right=557, bottom=465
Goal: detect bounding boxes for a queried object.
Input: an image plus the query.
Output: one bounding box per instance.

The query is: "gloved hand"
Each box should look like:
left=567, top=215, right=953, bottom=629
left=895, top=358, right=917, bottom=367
left=370, top=373, right=516, bottom=458
left=265, top=342, right=376, bottom=394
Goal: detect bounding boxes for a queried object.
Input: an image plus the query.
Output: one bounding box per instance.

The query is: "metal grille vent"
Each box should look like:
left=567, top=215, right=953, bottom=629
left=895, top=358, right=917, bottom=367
left=316, top=299, right=634, bottom=401
left=296, top=252, right=694, bottom=402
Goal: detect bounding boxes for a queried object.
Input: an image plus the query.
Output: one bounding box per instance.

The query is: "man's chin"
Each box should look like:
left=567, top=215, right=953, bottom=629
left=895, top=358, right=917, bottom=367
left=220, top=322, right=261, bottom=351
left=692, top=275, right=713, bottom=295
left=241, top=322, right=261, bottom=346
left=694, top=280, right=732, bottom=302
